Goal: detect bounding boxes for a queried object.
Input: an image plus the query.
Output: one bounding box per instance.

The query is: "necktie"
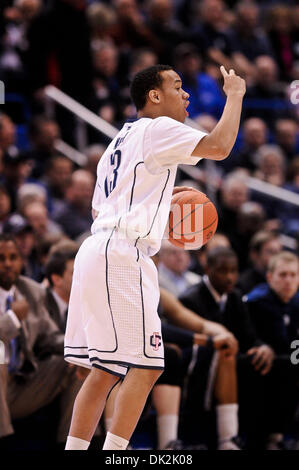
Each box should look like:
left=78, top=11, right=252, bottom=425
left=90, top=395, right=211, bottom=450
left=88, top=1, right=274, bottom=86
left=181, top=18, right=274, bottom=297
left=218, top=298, right=226, bottom=315
left=6, top=295, right=20, bottom=374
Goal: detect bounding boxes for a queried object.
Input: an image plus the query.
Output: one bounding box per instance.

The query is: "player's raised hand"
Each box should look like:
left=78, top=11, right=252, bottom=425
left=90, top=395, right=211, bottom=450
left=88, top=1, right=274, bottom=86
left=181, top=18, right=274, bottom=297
left=220, top=65, right=246, bottom=98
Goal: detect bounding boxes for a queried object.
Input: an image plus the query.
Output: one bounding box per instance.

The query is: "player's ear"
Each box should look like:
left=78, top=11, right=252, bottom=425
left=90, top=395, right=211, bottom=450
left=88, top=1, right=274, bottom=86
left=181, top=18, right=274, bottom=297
left=148, top=89, right=160, bottom=104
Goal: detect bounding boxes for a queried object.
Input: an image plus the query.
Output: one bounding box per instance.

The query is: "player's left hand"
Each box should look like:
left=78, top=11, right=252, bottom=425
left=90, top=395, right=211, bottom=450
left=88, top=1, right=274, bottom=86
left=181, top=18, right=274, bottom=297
left=172, top=186, right=197, bottom=196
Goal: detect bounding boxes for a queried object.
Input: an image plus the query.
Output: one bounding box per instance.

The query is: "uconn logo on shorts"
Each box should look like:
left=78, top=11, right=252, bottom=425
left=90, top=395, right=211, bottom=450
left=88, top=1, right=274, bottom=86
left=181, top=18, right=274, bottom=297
left=150, top=332, right=161, bottom=351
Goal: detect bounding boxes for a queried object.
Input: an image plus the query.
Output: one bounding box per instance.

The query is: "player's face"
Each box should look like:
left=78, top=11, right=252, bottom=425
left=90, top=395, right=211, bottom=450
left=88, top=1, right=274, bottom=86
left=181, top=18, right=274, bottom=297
left=159, top=70, right=190, bottom=123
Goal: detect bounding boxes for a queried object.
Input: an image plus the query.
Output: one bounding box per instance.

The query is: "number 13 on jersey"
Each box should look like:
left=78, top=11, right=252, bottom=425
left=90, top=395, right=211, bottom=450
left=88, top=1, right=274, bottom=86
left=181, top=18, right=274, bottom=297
left=104, top=150, right=122, bottom=197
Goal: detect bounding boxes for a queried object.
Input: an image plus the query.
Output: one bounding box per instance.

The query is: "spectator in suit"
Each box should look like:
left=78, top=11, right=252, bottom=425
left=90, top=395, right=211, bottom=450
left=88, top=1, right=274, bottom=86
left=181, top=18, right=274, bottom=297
left=158, top=240, right=201, bottom=297
left=246, top=251, right=299, bottom=449
left=44, top=245, right=78, bottom=332
left=238, top=230, right=282, bottom=295
left=179, top=246, right=276, bottom=449
left=0, top=233, right=80, bottom=446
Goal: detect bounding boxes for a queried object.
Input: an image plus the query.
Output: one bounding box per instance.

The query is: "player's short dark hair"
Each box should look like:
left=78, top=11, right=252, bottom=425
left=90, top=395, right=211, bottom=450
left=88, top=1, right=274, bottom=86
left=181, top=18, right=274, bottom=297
left=130, top=64, right=173, bottom=111
left=45, top=249, right=77, bottom=286
left=207, top=247, right=237, bottom=268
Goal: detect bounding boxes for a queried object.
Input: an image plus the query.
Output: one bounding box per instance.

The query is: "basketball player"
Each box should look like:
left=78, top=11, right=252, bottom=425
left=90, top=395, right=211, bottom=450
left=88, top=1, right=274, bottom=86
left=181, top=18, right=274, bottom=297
left=64, top=64, right=246, bottom=450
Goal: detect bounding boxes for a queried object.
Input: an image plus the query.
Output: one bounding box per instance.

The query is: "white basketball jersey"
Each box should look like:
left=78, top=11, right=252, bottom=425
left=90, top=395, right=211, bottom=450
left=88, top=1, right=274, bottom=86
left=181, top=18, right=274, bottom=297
left=91, top=116, right=207, bottom=255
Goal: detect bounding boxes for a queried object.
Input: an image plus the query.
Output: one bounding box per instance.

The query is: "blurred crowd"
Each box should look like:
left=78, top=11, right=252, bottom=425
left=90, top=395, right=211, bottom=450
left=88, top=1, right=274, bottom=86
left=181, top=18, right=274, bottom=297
left=1, top=0, right=299, bottom=452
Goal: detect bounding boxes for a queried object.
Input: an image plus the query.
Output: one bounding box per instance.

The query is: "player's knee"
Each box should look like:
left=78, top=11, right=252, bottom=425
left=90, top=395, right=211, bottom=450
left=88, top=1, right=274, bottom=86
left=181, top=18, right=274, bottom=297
left=90, top=366, right=119, bottom=387
left=149, top=368, right=164, bottom=385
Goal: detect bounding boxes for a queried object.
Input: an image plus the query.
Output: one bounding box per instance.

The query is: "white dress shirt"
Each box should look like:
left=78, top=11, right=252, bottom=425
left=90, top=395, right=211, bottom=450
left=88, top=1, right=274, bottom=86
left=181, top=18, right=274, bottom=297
left=51, top=289, right=68, bottom=325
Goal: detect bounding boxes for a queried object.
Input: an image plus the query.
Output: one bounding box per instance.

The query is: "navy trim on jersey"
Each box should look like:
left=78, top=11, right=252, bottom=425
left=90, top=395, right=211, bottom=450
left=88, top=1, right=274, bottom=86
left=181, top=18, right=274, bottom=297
left=129, top=161, right=144, bottom=210
left=90, top=356, right=164, bottom=371
left=64, top=346, right=88, bottom=349
left=134, top=168, right=170, bottom=250
left=139, top=267, right=164, bottom=361
left=103, top=227, right=119, bottom=352
left=64, top=353, right=89, bottom=359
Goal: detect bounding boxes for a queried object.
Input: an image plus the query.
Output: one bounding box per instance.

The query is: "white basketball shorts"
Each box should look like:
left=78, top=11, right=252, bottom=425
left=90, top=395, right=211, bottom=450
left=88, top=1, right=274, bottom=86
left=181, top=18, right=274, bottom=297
left=64, top=229, right=164, bottom=378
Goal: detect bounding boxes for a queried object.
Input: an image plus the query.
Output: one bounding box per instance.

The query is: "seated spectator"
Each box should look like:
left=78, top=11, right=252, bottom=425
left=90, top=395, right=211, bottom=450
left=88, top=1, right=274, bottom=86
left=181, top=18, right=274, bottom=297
left=147, top=0, right=186, bottom=63
left=0, top=234, right=81, bottom=446
left=44, top=245, right=78, bottom=332
left=17, top=183, right=47, bottom=213
left=41, top=155, right=74, bottom=216
left=243, top=56, right=293, bottom=128
left=1, top=148, right=33, bottom=213
left=179, top=247, right=276, bottom=449
left=158, top=240, right=201, bottom=297
left=238, top=230, right=282, bottom=296
left=22, top=201, right=63, bottom=239
left=246, top=251, right=299, bottom=449
left=229, top=1, right=273, bottom=82
left=0, top=0, right=41, bottom=94
left=83, top=145, right=105, bottom=177
left=159, top=286, right=239, bottom=450
left=174, top=43, right=225, bottom=120
left=190, top=232, right=231, bottom=276
left=266, top=5, right=294, bottom=81
left=91, top=42, right=121, bottom=124
left=274, top=118, right=299, bottom=160
left=251, top=145, right=286, bottom=224
left=3, top=213, right=42, bottom=281
left=231, top=117, right=268, bottom=172
left=229, top=201, right=266, bottom=272
left=194, top=114, right=217, bottom=133
left=0, top=185, right=11, bottom=232
left=217, top=172, right=249, bottom=237
left=188, top=0, right=233, bottom=71
left=22, top=117, right=60, bottom=179
left=106, top=0, right=158, bottom=64
left=87, top=2, right=116, bottom=46
left=53, top=170, right=94, bottom=240
left=0, top=114, right=19, bottom=161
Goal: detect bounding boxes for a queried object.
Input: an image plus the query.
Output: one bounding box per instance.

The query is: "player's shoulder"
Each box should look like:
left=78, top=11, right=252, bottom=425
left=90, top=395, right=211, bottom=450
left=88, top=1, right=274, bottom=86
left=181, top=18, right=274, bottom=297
left=152, top=116, right=184, bottom=127
left=148, top=116, right=187, bottom=135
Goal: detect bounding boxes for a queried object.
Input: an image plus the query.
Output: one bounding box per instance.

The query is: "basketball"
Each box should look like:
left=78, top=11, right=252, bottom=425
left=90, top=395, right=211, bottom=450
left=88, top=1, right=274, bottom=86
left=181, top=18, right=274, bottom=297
left=168, top=190, right=218, bottom=250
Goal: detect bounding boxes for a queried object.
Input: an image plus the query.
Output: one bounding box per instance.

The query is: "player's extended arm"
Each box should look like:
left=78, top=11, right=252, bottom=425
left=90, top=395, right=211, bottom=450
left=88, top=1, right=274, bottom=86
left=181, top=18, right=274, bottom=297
left=191, top=66, right=246, bottom=161
left=160, top=287, right=227, bottom=336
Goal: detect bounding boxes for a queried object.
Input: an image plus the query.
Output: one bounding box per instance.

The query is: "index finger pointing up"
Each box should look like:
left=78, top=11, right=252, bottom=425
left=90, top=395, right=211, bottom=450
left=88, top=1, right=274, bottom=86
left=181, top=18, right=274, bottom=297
left=220, top=65, right=228, bottom=77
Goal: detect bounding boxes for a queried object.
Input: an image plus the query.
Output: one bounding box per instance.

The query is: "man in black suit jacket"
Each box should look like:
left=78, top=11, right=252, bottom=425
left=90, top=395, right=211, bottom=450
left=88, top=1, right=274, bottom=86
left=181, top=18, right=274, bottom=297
left=179, top=246, right=275, bottom=449
left=0, top=234, right=80, bottom=445
left=246, top=251, right=299, bottom=449
left=44, top=244, right=78, bottom=333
